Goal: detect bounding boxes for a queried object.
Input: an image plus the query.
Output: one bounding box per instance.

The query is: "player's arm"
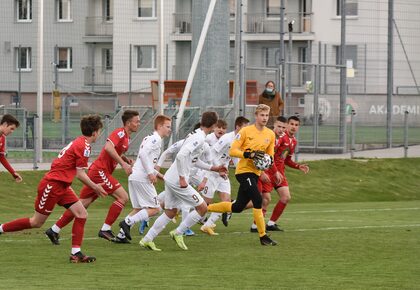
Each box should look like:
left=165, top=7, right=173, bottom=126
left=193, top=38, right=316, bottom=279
left=121, top=155, right=133, bottom=166
left=285, top=156, right=309, bottom=173
left=156, top=141, right=180, bottom=170
left=138, top=140, right=158, bottom=184
left=229, top=130, right=246, bottom=158
left=0, top=153, right=22, bottom=182
left=104, top=141, right=132, bottom=175
left=76, top=168, right=107, bottom=197
left=176, top=143, right=192, bottom=188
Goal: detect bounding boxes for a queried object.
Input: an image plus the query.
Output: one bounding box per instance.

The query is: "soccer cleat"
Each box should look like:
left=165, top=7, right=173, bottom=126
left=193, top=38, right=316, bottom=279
left=113, top=236, right=131, bottom=244
left=222, top=212, right=232, bottom=227
left=260, top=234, right=278, bottom=246
left=169, top=230, right=188, bottom=250
left=45, top=228, right=60, bottom=245
left=250, top=227, right=258, bottom=233
left=119, top=220, right=132, bottom=240
left=69, top=251, right=96, bottom=263
left=139, top=239, right=162, bottom=251
left=200, top=225, right=219, bottom=236
left=138, top=220, right=149, bottom=235
left=0, top=224, right=2, bottom=235
left=183, top=228, right=195, bottom=236
left=98, top=230, right=116, bottom=241
left=266, top=223, right=284, bottom=232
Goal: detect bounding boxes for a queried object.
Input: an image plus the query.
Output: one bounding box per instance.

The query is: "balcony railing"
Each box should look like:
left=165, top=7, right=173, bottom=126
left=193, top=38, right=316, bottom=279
left=83, top=66, right=112, bottom=87
left=173, top=13, right=192, bottom=34
left=246, top=12, right=313, bottom=34
left=85, top=17, right=113, bottom=36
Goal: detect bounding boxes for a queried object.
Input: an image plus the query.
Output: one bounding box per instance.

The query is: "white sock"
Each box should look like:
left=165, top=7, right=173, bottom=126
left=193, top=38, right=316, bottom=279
left=204, top=213, right=222, bottom=227
left=101, top=224, right=111, bottom=231
left=142, top=213, right=172, bottom=243
left=267, top=220, right=275, bottom=226
left=51, top=224, right=61, bottom=233
left=176, top=210, right=202, bottom=235
left=126, top=209, right=149, bottom=225
left=0, top=224, right=3, bottom=233
left=181, top=206, right=192, bottom=222
left=71, top=247, right=81, bottom=255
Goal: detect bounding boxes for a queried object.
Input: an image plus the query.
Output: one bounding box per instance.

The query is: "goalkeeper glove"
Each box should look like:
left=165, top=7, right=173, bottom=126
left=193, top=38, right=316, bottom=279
left=243, top=150, right=265, bottom=160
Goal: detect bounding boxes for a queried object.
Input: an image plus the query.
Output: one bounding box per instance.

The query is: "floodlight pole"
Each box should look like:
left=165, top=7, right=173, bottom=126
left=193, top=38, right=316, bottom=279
left=36, top=0, right=44, bottom=163
left=158, top=0, right=165, bottom=114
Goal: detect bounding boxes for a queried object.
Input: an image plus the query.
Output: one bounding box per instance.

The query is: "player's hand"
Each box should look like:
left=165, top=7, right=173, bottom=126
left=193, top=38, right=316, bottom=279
left=122, top=162, right=133, bottom=176
left=126, top=158, right=134, bottom=166
left=156, top=172, right=164, bottom=180
left=274, top=171, right=283, bottom=185
left=14, top=173, right=23, bottom=183
left=148, top=173, right=157, bottom=184
left=179, top=176, right=188, bottom=188
left=243, top=150, right=265, bottom=160
left=299, top=164, right=309, bottom=174
left=197, top=180, right=207, bottom=192
left=211, top=165, right=227, bottom=174
left=155, top=165, right=161, bottom=172
left=260, top=172, right=270, bottom=184
left=94, top=183, right=107, bottom=198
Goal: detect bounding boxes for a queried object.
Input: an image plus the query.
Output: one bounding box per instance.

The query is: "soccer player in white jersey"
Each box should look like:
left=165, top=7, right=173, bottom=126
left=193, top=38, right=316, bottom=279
left=139, top=111, right=227, bottom=251
left=200, top=116, right=249, bottom=235
left=115, top=115, right=172, bottom=243
left=205, top=119, right=227, bottom=146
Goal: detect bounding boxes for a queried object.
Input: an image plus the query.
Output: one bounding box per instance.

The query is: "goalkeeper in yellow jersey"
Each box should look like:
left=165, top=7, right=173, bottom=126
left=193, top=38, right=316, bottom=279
left=207, top=104, right=277, bottom=246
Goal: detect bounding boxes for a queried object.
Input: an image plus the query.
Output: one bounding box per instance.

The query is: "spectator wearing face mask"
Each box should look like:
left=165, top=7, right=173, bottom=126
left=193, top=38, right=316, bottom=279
left=258, top=81, right=284, bottom=128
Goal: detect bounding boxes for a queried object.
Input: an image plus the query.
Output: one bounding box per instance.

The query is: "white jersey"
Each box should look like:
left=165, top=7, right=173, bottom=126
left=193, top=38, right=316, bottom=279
left=164, top=128, right=212, bottom=185
left=129, top=131, right=162, bottom=183
left=205, top=132, right=219, bottom=146
left=210, top=131, right=235, bottom=168
left=156, top=139, right=184, bottom=168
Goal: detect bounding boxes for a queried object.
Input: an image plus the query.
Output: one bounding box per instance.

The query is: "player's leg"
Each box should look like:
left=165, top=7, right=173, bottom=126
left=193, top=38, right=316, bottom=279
left=1, top=211, right=48, bottom=234
left=267, top=186, right=291, bottom=231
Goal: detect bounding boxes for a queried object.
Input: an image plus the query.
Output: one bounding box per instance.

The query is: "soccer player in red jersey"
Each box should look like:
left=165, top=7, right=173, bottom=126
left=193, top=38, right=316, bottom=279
left=0, top=115, right=106, bottom=263
left=0, top=114, right=23, bottom=183
left=262, top=116, right=309, bottom=232
left=46, top=110, right=140, bottom=244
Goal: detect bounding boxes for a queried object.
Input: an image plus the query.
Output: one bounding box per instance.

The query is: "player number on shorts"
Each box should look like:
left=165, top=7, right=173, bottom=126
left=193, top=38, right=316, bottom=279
left=153, top=196, right=158, bottom=206
left=247, top=177, right=252, bottom=186
left=58, top=142, right=73, bottom=158
left=192, top=194, right=200, bottom=203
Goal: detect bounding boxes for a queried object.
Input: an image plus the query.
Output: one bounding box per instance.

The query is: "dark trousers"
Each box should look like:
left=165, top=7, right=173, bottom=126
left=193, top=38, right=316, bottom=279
left=231, top=173, right=262, bottom=213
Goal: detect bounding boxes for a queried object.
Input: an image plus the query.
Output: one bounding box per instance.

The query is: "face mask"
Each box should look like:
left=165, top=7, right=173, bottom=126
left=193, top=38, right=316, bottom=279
left=265, top=88, right=274, bottom=93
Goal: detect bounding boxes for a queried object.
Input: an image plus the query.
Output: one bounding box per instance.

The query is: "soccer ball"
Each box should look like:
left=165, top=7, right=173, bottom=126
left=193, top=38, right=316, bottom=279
left=253, top=153, right=272, bottom=171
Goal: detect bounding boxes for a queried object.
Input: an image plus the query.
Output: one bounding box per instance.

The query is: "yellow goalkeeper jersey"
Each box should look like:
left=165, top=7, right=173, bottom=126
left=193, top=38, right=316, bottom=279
left=229, top=124, right=275, bottom=176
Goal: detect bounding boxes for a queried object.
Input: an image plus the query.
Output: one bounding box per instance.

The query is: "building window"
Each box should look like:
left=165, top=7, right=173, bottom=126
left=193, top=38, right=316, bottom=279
left=264, top=47, right=281, bottom=68
left=57, top=0, right=72, bottom=21
left=17, top=0, right=32, bottom=21
left=335, top=45, right=358, bottom=69
left=266, top=0, right=280, bottom=17
left=57, top=47, right=73, bottom=70
left=336, top=0, right=358, bottom=16
left=229, top=0, right=235, bottom=17
left=136, top=45, right=156, bottom=70
left=103, top=48, right=113, bottom=71
left=229, top=42, right=235, bottom=71
left=16, top=47, right=32, bottom=71
left=104, top=0, right=113, bottom=21
left=138, top=0, right=156, bottom=18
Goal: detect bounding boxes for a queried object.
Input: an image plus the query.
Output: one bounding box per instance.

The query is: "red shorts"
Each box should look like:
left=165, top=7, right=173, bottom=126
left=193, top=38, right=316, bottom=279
left=79, top=169, right=121, bottom=200
left=35, top=178, right=79, bottom=215
left=257, top=173, right=288, bottom=194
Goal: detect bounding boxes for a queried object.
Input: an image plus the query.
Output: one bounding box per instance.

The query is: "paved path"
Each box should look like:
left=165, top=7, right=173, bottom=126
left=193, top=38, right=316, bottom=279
left=2, top=145, right=420, bottom=172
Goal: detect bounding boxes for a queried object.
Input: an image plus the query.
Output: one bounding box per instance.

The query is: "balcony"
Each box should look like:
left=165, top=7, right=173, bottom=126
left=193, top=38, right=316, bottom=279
left=84, top=17, right=113, bottom=42
left=246, top=12, right=313, bottom=34
left=173, top=13, right=192, bottom=34
left=83, top=66, right=112, bottom=91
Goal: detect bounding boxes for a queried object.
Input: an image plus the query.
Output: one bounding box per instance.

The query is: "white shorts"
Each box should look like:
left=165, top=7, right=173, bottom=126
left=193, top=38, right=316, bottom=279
left=164, top=180, right=204, bottom=210
left=128, top=180, right=160, bottom=209
left=200, top=175, right=231, bottom=199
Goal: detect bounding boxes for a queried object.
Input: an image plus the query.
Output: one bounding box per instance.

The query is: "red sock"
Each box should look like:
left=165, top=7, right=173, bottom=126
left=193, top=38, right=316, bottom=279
left=2, top=218, right=31, bottom=232
left=56, top=209, right=75, bottom=229
left=269, top=201, right=287, bottom=222
left=104, top=201, right=124, bottom=226
left=72, top=217, right=86, bottom=248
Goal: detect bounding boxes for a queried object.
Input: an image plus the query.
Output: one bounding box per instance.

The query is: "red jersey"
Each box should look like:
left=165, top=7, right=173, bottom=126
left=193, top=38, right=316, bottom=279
left=90, top=128, right=129, bottom=173
left=267, top=131, right=299, bottom=175
left=0, top=134, right=5, bottom=154
left=44, top=136, right=91, bottom=184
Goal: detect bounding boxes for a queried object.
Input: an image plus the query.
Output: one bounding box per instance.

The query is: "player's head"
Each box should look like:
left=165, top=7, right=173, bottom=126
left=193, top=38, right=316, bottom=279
left=234, top=116, right=249, bottom=132
left=0, top=114, right=20, bottom=136
left=122, top=110, right=140, bottom=133
left=214, top=119, right=227, bottom=138
left=80, top=115, right=103, bottom=141
left=273, top=116, right=287, bottom=137
left=193, top=122, right=201, bottom=131
left=154, top=114, right=172, bottom=138
left=254, top=104, right=270, bottom=127
left=287, top=115, right=301, bottom=135
left=200, top=111, right=219, bottom=133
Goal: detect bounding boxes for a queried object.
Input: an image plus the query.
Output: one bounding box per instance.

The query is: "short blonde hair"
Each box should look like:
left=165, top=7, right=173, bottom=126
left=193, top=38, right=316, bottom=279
left=255, top=104, right=270, bottom=115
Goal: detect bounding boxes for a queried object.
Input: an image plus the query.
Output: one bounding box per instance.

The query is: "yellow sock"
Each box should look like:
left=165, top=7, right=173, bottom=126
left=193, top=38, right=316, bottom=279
left=208, top=202, right=232, bottom=213
left=253, top=208, right=266, bottom=237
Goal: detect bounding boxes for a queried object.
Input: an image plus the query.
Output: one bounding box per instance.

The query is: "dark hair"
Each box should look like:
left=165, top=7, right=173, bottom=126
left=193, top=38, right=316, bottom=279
left=200, top=111, right=219, bottom=128
left=80, top=115, right=103, bottom=136
left=122, top=110, right=140, bottom=125
left=154, top=115, right=171, bottom=130
left=288, top=116, right=300, bottom=123
left=216, top=119, right=227, bottom=129
left=0, top=114, right=20, bottom=128
left=276, top=116, right=287, bottom=123
left=265, top=80, right=276, bottom=89
left=193, top=122, right=201, bottom=131
left=234, top=116, right=249, bottom=128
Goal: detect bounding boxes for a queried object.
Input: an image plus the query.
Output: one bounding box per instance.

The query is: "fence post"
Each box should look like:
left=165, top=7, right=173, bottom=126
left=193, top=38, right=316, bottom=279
left=404, top=110, right=409, bottom=158
left=104, top=114, right=110, bottom=139
left=33, top=114, right=39, bottom=170
left=350, top=109, right=356, bottom=159
left=295, top=112, right=300, bottom=162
